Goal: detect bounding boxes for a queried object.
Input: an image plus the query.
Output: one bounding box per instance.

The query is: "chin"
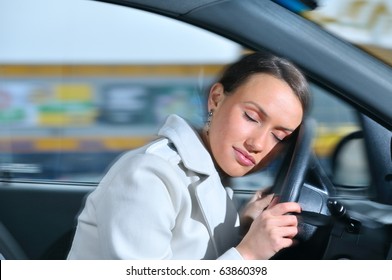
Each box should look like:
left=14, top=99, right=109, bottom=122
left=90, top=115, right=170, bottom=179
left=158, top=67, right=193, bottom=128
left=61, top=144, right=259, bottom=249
left=224, top=167, right=250, bottom=178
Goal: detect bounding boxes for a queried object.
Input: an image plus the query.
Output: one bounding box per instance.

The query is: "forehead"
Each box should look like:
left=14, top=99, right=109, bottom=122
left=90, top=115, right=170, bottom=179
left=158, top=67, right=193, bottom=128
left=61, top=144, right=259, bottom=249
left=233, top=74, right=295, bottom=101
left=231, top=74, right=303, bottom=125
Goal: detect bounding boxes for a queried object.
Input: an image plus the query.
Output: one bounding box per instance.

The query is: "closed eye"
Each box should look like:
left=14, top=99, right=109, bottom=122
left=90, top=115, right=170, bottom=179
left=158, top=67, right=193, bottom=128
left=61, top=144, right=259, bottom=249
left=272, top=131, right=292, bottom=143
left=243, top=112, right=258, bottom=123
left=272, top=133, right=283, bottom=142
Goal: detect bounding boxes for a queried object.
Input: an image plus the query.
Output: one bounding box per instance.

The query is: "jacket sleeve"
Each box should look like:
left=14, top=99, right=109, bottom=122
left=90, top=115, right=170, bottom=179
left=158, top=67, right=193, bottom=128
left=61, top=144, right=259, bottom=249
left=94, top=153, right=182, bottom=259
left=218, top=247, right=244, bottom=260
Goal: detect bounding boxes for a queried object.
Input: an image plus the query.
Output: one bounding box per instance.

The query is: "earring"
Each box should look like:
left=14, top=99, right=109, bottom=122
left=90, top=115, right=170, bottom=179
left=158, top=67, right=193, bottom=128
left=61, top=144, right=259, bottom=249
left=205, top=110, right=213, bottom=135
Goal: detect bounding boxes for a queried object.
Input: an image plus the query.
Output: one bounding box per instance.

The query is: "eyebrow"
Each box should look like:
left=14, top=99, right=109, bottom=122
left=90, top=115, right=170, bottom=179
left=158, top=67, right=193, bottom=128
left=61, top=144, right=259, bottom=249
left=244, top=101, right=296, bottom=132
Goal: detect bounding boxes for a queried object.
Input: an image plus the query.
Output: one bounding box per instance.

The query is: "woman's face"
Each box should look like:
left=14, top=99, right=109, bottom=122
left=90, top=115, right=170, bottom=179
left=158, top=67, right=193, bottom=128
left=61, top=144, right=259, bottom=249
left=205, top=73, right=303, bottom=177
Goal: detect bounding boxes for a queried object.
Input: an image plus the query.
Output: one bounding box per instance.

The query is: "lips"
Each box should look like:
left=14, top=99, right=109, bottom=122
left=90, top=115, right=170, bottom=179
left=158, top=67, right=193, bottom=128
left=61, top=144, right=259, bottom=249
left=233, top=147, right=256, bottom=167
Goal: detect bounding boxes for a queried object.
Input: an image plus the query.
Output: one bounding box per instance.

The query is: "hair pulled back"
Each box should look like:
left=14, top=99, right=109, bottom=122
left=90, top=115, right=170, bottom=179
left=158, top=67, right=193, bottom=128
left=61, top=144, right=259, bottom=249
left=216, top=52, right=311, bottom=114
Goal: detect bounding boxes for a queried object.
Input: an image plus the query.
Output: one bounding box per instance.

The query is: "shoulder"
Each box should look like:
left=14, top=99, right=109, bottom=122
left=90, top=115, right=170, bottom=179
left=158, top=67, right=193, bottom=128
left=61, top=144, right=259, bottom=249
left=145, top=138, right=181, bottom=165
left=104, top=138, right=182, bottom=180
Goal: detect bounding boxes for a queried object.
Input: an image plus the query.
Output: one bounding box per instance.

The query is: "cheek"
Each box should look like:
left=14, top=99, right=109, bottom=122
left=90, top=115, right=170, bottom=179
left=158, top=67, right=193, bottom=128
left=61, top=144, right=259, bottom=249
left=213, top=114, right=248, bottom=143
left=209, top=113, right=241, bottom=156
left=210, top=125, right=232, bottom=154
left=252, top=142, right=282, bottom=171
left=265, top=139, right=280, bottom=154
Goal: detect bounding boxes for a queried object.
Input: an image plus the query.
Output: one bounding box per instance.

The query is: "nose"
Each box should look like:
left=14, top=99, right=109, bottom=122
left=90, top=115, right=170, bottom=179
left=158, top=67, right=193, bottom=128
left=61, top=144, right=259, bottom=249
left=244, top=128, right=270, bottom=154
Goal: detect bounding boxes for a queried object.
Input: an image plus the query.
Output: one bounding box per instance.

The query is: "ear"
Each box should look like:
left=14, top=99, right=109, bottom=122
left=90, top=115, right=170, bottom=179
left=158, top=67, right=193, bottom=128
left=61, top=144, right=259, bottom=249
left=207, top=83, right=225, bottom=111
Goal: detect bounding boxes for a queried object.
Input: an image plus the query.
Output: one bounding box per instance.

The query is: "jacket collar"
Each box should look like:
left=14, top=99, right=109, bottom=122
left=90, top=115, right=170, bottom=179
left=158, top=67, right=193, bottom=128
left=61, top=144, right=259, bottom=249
left=158, top=114, right=216, bottom=176
left=159, top=115, right=239, bottom=255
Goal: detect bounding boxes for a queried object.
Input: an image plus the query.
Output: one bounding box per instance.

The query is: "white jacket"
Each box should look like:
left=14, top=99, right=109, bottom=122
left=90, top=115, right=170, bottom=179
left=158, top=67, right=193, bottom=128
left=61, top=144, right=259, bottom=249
left=67, top=114, right=242, bottom=260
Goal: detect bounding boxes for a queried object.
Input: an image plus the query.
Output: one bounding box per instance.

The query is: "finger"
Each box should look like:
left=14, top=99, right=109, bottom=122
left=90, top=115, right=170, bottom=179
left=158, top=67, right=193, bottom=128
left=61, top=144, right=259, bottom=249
left=260, top=212, right=299, bottom=228
left=278, top=236, right=297, bottom=250
left=246, top=190, right=262, bottom=204
left=274, top=214, right=299, bottom=227
left=269, top=202, right=301, bottom=216
left=277, top=225, right=299, bottom=239
left=253, top=194, right=274, bottom=210
left=269, top=231, right=298, bottom=253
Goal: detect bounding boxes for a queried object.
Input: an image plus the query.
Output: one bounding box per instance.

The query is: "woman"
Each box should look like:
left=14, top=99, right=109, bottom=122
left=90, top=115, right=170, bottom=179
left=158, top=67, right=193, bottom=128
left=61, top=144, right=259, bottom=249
left=67, top=51, right=310, bottom=260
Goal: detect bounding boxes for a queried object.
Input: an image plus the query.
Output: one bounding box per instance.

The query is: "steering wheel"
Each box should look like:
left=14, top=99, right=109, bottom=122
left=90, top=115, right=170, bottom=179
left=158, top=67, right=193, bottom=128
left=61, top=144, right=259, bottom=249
left=271, top=118, right=336, bottom=259
left=271, top=118, right=390, bottom=260
left=273, top=117, right=316, bottom=203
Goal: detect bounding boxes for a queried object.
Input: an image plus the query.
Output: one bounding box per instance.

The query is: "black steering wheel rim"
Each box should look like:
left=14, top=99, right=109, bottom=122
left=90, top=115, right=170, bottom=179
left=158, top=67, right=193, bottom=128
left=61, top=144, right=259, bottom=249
left=273, top=117, right=316, bottom=203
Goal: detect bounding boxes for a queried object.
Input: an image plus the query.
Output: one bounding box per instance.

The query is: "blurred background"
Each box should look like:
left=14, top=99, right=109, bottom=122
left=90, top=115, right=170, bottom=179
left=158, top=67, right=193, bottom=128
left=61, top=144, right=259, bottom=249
left=0, top=0, right=390, bottom=183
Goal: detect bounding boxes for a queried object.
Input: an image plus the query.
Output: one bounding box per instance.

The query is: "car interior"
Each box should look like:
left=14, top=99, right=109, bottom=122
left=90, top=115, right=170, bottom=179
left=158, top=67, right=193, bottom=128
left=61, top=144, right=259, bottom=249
left=1, top=0, right=392, bottom=260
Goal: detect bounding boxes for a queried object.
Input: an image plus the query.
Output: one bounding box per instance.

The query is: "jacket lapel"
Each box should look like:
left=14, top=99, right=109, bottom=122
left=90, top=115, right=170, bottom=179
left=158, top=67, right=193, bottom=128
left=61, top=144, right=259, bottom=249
left=159, top=115, right=240, bottom=255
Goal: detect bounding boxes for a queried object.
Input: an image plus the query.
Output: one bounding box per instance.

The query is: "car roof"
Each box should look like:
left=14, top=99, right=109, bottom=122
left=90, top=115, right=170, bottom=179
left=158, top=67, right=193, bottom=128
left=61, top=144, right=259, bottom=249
left=99, top=0, right=392, bottom=129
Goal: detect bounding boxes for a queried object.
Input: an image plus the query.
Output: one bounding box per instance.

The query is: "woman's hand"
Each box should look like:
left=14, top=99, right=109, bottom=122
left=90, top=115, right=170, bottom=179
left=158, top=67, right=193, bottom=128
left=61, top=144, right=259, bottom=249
left=236, top=196, right=301, bottom=260
left=239, top=189, right=274, bottom=235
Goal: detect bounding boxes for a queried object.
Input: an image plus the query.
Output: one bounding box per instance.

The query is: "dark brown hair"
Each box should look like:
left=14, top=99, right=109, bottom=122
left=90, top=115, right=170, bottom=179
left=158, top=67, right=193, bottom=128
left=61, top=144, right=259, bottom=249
left=216, top=51, right=311, bottom=114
